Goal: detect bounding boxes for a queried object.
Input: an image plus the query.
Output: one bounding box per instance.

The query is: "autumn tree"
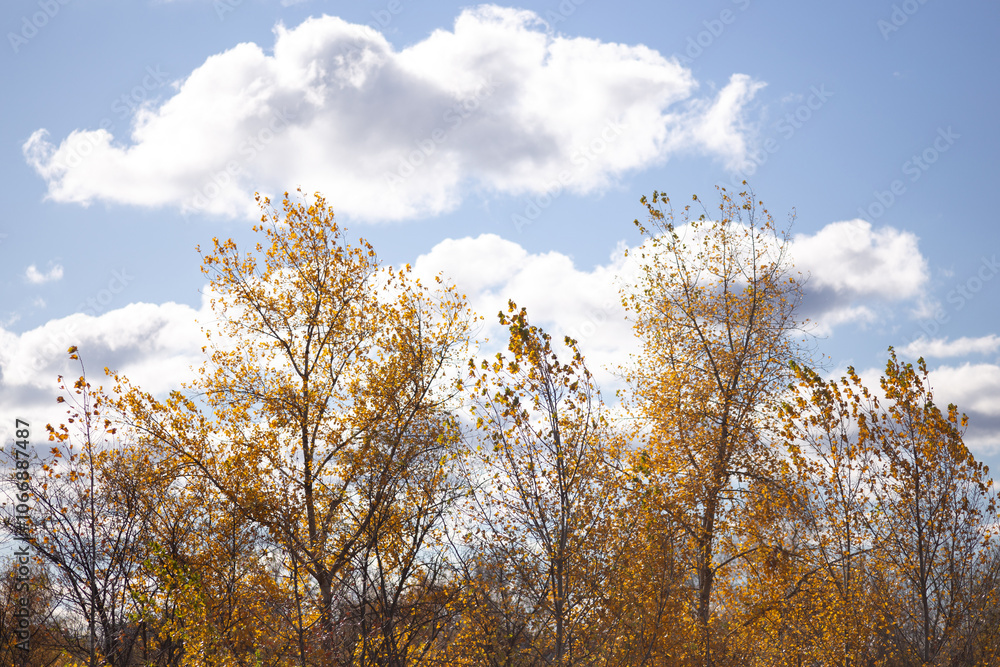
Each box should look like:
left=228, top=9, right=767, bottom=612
left=0, top=350, right=153, bottom=667
left=463, top=302, right=641, bottom=666
left=777, top=362, right=886, bottom=667
left=964, top=543, right=1000, bottom=665
left=0, top=556, right=63, bottom=667
left=133, top=466, right=300, bottom=667
left=865, top=351, right=997, bottom=667
left=622, top=187, right=806, bottom=666
left=112, top=191, right=472, bottom=666
left=782, top=351, right=1000, bottom=667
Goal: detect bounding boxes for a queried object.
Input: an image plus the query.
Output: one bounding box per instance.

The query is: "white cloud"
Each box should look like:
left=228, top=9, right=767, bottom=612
left=0, top=299, right=209, bottom=456
left=790, top=219, right=929, bottom=333
left=23, top=8, right=764, bottom=222
left=0, top=301, right=206, bottom=395
left=414, top=232, right=1000, bottom=462
left=25, top=263, right=64, bottom=284
left=900, top=334, right=1000, bottom=359
left=0, top=233, right=654, bottom=456
left=929, top=363, right=1000, bottom=417
left=810, top=304, right=878, bottom=331
left=411, top=221, right=936, bottom=384
left=928, top=363, right=1000, bottom=456
left=413, top=233, right=640, bottom=391
left=0, top=235, right=643, bottom=454
left=792, top=219, right=927, bottom=300
left=3, top=229, right=997, bottom=465
left=685, top=74, right=765, bottom=170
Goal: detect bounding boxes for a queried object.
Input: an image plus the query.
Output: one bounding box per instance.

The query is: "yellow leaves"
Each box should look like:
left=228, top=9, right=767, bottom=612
left=623, top=187, right=811, bottom=663
left=95, top=189, right=473, bottom=663
left=779, top=346, right=999, bottom=666
left=17, top=187, right=994, bottom=667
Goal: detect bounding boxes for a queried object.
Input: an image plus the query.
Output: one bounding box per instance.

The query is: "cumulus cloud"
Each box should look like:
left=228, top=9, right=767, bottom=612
left=414, top=233, right=640, bottom=390
left=900, top=334, right=1000, bottom=359
left=0, top=219, right=932, bottom=416
left=25, top=263, right=64, bottom=284
left=601, top=216, right=930, bottom=336
left=417, top=232, right=996, bottom=459
left=3, top=224, right=996, bottom=466
left=789, top=219, right=929, bottom=333
left=0, top=235, right=644, bottom=453
left=0, top=299, right=209, bottom=455
left=408, top=220, right=938, bottom=386
left=23, top=7, right=764, bottom=221
left=927, top=363, right=1000, bottom=456
left=0, top=234, right=641, bottom=423
left=0, top=301, right=205, bottom=395
left=929, top=363, right=1000, bottom=418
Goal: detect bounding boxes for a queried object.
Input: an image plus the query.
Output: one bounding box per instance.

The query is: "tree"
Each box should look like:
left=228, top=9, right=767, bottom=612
left=778, top=362, right=887, bottom=667
left=135, top=469, right=300, bottom=667
left=867, top=351, right=997, bottom=667
left=622, top=187, right=806, bottom=666
left=1, top=350, right=152, bottom=667
left=0, top=557, right=62, bottom=667
left=464, top=302, right=637, bottom=666
left=113, top=191, right=472, bottom=665
left=783, top=350, right=1000, bottom=667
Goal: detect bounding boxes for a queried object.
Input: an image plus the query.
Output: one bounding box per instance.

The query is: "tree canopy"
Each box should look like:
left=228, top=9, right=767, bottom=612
left=2, top=188, right=997, bottom=667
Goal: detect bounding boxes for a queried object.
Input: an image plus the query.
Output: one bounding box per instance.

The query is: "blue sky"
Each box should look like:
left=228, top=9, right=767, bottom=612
left=2, top=0, right=999, bottom=471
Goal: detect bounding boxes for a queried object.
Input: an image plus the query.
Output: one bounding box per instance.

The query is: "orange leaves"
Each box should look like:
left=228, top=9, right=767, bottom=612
left=10, top=186, right=995, bottom=665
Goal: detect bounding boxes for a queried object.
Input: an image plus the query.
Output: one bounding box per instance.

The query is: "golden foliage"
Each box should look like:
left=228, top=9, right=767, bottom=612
left=4, top=188, right=997, bottom=667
